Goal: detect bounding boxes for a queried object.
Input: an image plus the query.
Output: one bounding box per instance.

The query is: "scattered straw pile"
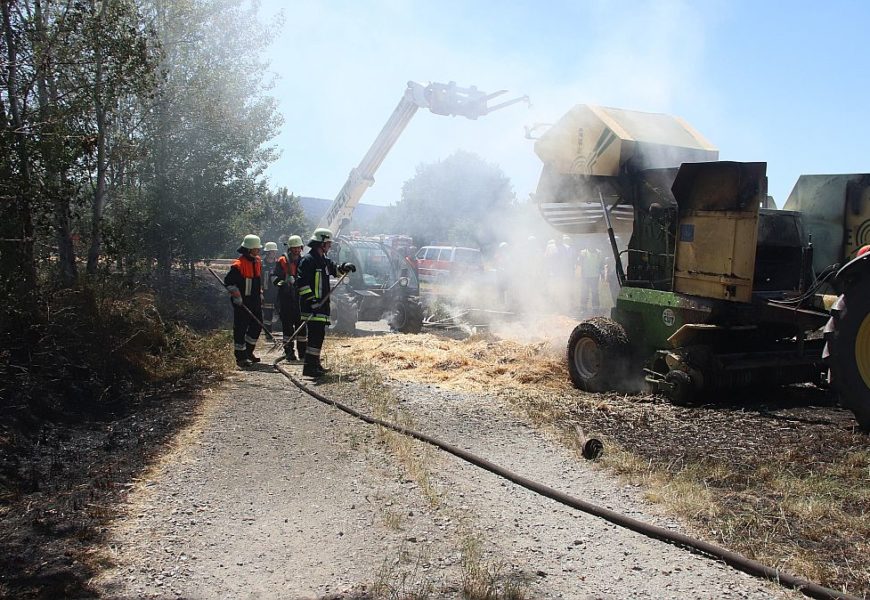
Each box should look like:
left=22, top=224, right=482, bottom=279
left=330, top=332, right=569, bottom=395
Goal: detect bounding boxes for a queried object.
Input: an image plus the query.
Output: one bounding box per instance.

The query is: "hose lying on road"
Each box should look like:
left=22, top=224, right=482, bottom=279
left=273, top=358, right=860, bottom=600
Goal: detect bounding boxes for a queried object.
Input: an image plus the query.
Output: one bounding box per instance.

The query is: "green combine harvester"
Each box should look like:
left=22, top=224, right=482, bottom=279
left=533, top=105, right=870, bottom=430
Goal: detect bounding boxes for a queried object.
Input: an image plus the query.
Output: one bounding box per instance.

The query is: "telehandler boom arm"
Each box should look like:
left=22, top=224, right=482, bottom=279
left=318, top=81, right=528, bottom=236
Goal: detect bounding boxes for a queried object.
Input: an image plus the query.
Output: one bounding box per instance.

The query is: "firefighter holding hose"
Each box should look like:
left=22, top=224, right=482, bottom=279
left=296, top=228, right=356, bottom=378
left=224, top=234, right=264, bottom=368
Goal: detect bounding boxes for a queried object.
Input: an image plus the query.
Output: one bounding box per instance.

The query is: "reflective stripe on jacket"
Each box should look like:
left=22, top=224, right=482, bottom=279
left=224, top=254, right=262, bottom=298
left=296, top=248, right=338, bottom=321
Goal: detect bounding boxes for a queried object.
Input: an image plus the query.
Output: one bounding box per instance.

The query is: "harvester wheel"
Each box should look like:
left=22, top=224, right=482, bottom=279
left=567, top=317, right=630, bottom=392
left=826, top=274, right=870, bottom=431
left=387, top=296, right=424, bottom=334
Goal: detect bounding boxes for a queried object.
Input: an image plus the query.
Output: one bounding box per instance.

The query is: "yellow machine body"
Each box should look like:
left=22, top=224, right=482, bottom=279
left=671, top=162, right=766, bottom=303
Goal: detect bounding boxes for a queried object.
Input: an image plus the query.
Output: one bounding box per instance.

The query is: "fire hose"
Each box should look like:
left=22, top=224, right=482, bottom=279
left=207, top=267, right=278, bottom=343
left=272, top=357, right=860, bottom=600
left=276, top=270, right=350, bottom=349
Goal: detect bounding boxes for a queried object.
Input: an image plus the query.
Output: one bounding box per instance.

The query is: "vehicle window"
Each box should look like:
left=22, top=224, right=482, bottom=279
left=354, top=245, right=391, bottom=285
left=437, top=248, right=452, bottom=261
left=454, top=248, right=482, bottom=266
left=415, top=248, right=428, bottom=260
left=337, top=245, right=354, bottom=264
left=425, top=247, right=439, bottom=260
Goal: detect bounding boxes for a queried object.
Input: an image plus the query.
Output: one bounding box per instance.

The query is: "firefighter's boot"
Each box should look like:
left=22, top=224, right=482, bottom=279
left=296, top=341, right=307, bottom=362
left=283, top=343, right=298, bottom=362
left=315, top=356, right=331, bottom=374
left=302, top=353, right=322, bottom=378
left=246, top=343, right=261, bottom=363
left=235, top=350, right=252, bottom=369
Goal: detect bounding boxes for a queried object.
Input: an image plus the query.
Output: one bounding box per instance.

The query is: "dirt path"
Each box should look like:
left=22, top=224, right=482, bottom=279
left=96, top=357, right=799, bottom=599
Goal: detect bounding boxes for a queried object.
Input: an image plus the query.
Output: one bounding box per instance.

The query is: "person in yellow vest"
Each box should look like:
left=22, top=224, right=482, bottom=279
left=579, top=246, right=604, bottom=314
left=261, top=241, right=280, bottom=334
left=271, top=235, right=306, bottom=362
left=223, top=235, right=263, bottom=368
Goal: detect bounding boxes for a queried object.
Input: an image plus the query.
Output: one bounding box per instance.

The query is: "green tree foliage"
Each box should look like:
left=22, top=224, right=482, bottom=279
left=137, top=0, right=283, bottom=280
left=376, top=150, right=517, bottom=251
left=0, top=0, right=156, bottom=289
left=235, top=187, right=310, bottom=253
left=0, top=0, right=300, bottom=302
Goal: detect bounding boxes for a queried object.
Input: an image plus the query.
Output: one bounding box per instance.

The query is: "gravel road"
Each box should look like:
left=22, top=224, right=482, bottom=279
left=96, top=352, right=800, bottom=599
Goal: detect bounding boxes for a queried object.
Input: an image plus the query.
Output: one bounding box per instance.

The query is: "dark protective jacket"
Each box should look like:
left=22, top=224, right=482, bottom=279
left=262, top=257, right=279, bottom=304
left=223, top=253, right=262, bottom=309
left=272, top=253, right=303, bottom=320
left=295, top=248, right=338, bottom=323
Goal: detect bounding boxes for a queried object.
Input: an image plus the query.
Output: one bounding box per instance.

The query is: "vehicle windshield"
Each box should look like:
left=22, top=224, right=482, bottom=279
left=354, top=244, right=392, bottom=286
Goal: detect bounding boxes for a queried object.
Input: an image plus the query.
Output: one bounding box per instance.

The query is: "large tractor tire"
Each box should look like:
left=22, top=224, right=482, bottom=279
left=567, top=317, right=631, bottom=392
left=387, top=296, right=424, bottom=334
left=330, top=292, right=358, bottom=334
left=826, top=273, right=870, bottom=431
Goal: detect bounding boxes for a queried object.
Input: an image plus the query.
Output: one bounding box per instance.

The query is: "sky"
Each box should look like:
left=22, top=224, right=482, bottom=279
left=257, top=0, right=869, bottom=210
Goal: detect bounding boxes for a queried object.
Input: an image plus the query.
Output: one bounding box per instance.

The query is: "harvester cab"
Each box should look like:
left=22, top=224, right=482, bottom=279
left=533, top=104, right=870, bottom=430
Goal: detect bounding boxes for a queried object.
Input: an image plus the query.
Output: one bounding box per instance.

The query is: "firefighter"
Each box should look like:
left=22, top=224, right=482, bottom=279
left=261, top=241, right=280, bottom=334
left=296, top=228, right=356, bottom=378
left=224, top=234, right=263, bottom=368
left=272, top=235, right=306, bottom=361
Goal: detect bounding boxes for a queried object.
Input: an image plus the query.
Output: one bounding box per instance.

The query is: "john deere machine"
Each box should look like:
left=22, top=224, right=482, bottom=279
left=533, top=104, right=870, bottom=430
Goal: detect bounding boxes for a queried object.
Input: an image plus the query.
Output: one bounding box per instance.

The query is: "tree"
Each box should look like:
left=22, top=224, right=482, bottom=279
left=382, top=150, right=516, bottom=250
left=235, top=187, right=309, bottom=252
left=140, top=0, right=282, bottom=283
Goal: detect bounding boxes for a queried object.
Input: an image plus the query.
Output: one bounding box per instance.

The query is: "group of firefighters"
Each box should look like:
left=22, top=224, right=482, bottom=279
left=222, top=228, right=356, bottom=378
left=496, top=235, right=619, bottom=316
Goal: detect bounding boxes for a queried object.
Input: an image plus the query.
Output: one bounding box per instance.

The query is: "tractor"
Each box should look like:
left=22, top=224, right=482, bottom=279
left=531, top=104, right=870, bottom=430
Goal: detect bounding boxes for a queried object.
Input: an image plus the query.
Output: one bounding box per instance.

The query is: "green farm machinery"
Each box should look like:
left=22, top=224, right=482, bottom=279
left=533, top=104, right=870, bottom=429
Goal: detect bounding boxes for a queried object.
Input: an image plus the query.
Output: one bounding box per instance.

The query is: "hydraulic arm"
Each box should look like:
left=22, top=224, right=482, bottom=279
left=318, top=81, right=528, bottom=235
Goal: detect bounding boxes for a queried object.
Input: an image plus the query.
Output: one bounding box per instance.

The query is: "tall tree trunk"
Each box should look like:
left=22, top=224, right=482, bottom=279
left=34, top=0, right=77, bottom=286
left=87, top=0, right=108, bottom=274
left=1, top=1, right=37, bottom=297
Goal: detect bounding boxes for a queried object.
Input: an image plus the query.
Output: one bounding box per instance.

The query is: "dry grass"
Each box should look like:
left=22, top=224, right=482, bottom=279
left=460, top=534, right=528, bottom=600
left=371, top=544, right=438, bottom=600
left=356, top=366, right=441, bottom=508
left=326, top=327, right=870, bottom=597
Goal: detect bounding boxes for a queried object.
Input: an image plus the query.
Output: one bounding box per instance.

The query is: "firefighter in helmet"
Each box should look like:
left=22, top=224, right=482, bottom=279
left=295, top=228, right=356, bottom=377
left=224, top=234, right=264, bottom=368
left=272, top=235, right=306, bottom=361
left=261, top=241, right=280, bottom=334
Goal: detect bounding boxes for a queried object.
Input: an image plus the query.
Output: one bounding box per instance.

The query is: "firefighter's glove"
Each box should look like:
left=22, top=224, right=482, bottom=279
left=226, top=285, right=243, bottom=306
left=339, top=262, right=357, bottom=274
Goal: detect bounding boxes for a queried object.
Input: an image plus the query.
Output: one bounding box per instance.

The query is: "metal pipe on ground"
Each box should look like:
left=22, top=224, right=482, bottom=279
left=206, top=267, right=278, bottom=343
left=273, top=358, right=859, bottom=600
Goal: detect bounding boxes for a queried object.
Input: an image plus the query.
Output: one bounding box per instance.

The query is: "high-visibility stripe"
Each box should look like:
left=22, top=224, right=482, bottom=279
left=234, top=343, right=246, bottom=351
left=299, top=285, right=312, bottom=295
left=301, top=313, right=329, bottom=323
left=244, top=335, right=258, bottom=345
left=306, top=347, right=321, bottom=356
left=314, top=271, right=321, bottom=299
left=244, top=278, right=252, bottom=296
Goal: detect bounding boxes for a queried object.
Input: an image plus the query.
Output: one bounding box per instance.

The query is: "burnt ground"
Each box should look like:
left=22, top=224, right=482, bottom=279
left=0, top=386, right=212, bottom=599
